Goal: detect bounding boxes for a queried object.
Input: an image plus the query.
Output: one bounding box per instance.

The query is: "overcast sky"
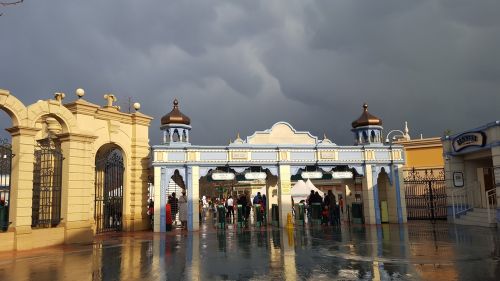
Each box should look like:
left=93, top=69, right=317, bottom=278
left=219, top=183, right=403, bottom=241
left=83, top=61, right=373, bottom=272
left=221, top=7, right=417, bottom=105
left=1, top=0, right=499, bottom=145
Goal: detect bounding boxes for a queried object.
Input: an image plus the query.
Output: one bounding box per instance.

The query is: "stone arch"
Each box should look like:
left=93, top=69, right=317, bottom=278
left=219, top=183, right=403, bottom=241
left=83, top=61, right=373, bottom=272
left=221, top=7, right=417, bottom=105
left=159, top=167, right=187, bottom=232
left=27, top=100, right=78, bottom=134
left=376, top=168, right=396, bottom=223
left=0, top=89, right=28, bottom=127
left=182, top=130, right=187, bottom=142
left=172, top=129, right=180, bottom=142
left=92, top=139, right=130, bottom=174
left=94, top=142, right=127, bottom=233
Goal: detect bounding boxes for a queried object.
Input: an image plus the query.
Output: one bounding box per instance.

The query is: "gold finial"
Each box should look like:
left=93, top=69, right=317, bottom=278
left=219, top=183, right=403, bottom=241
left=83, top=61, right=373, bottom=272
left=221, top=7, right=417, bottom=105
left=323, top=133, right=327, bottom=140
left=229, top=138, right=232, bottom=144
left=173, top=98, right=179, bottom=108
left=363, top=103, right=368, bottom=111
left=237, top=132, right=241, bottom=139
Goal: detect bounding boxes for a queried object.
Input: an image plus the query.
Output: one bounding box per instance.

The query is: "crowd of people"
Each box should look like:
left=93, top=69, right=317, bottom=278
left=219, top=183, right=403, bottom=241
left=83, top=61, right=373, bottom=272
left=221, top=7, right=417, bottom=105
left=151, top=188, right=343, bottom=230
left=201, top=192, right=267, bottom=225
left=305, top=190, right=343, bottom=226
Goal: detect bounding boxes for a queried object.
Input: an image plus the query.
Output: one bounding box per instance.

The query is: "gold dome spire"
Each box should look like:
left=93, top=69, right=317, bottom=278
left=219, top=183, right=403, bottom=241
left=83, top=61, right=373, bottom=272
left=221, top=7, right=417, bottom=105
left=351, top=103, right=382, bottom=128
left=161, top=99, right=191, bottom=125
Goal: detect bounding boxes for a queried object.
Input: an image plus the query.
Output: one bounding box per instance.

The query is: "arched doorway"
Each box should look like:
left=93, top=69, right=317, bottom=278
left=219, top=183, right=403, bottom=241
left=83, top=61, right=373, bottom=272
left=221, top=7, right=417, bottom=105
left=31, top=136, right=64, bottom=228
left=95, top=146, right=124, bottom=233
left=0, top=139, right=13, bottom=231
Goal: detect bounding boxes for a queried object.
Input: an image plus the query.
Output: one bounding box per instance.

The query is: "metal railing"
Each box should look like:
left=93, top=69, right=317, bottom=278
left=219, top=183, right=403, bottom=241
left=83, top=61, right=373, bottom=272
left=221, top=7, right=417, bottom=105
left=451, top=187, right=474, bottom=221
left=486, top=189, right=497, bottom=224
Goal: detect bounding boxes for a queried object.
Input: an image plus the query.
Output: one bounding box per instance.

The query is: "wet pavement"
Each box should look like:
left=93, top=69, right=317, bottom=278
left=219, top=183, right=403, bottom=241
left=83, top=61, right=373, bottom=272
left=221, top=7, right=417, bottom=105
left=0, top=221, right=499, bottom=280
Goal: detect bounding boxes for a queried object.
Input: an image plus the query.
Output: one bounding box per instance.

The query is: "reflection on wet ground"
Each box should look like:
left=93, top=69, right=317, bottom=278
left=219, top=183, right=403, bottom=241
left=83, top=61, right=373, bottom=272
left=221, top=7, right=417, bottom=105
left=0, top=221, right=499, bottom=280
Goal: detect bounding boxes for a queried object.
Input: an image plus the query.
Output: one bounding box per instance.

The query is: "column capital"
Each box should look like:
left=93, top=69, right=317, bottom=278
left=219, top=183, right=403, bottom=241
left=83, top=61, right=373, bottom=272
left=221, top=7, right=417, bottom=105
left=6, top=126, right=41, bottom=137
left=57, top=132, right=98, bottom=143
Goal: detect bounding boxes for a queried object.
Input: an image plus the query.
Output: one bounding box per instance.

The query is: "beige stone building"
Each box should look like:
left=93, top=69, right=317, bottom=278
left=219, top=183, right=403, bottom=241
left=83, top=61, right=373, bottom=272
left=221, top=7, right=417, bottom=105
left=0, top=88, right=152, bottom=251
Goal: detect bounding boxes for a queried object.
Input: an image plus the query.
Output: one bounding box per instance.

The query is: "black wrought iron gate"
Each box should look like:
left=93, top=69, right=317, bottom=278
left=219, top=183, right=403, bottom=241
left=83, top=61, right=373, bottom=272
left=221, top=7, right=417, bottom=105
left=404, top=168, right=446, bottom=220
left=32, top=138, right=63, bottom=228
left=0, top=139, right=13, bottom=231
left=95, top=149, right=124, bottom=233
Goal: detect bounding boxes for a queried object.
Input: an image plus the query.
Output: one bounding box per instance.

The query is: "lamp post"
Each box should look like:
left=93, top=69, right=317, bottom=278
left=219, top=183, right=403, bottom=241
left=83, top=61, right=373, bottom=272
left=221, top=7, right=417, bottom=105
left=385, top=130, right=406, bottom=144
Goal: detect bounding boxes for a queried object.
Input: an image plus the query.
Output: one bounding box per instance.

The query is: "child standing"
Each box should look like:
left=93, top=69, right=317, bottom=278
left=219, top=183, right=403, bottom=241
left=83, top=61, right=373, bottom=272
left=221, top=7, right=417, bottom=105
left=321, top=206, right=329, bottom=225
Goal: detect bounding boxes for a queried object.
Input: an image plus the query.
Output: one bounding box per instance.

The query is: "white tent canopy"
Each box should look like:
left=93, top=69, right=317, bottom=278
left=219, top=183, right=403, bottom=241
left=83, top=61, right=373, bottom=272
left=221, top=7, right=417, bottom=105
left=291, top=180, right=308, bottom=198
left=305, top=179, right=324, bottom=198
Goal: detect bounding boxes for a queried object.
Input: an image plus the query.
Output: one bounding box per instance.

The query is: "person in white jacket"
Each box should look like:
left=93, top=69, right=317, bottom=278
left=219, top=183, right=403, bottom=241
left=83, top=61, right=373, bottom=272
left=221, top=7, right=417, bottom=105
left=178, top=191, right=188, bottom=228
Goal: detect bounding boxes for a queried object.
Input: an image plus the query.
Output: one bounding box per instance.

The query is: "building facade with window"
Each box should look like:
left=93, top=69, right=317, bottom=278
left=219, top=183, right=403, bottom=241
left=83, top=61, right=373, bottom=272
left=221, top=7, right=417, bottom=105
left=443, top=121, right=500, bottom=227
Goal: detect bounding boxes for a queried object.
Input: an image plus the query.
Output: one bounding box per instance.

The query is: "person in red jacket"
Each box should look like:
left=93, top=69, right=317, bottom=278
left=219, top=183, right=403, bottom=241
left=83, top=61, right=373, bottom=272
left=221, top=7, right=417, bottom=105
left=166, top=198, right=173, bottom=231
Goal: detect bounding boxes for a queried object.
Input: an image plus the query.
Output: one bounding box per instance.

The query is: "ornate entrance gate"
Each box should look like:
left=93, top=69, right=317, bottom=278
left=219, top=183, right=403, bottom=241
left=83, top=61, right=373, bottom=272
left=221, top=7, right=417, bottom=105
left=95, top=149, right=124, bottom=233
left=32, top=138, right=63, bottom=228
left=0, top=139, right=13, bottom=231
left=404, top=168, right=446, bottom=220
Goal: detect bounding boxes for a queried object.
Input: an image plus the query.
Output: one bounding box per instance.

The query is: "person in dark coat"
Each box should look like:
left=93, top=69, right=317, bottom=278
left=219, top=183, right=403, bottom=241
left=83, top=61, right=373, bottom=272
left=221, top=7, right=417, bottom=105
left=238, top=194, right=249, bottom=223
left=170, top=192, right=178, bottom=224
left=326, top=190, right=336, bottom=225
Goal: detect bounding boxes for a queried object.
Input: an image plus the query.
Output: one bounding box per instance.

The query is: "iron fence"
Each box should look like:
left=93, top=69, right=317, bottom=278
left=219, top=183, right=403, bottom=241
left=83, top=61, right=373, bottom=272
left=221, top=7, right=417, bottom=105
left=404, top=168, right=446, bottom=220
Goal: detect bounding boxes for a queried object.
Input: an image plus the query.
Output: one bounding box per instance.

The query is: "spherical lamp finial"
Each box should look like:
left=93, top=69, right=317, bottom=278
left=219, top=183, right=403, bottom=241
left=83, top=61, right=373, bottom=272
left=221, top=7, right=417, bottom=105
left=363, top=103, right=368, bottom=110
left=76, top=88, right=85, bottom=99
left=133, top=102, right=141, bottom=111
left=173, top=98, right=179, bottom=106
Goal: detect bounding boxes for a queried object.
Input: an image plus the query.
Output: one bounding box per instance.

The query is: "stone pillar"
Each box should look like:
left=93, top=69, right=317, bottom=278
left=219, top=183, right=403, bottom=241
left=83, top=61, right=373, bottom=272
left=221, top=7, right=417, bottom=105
left=392, top=164, right=406, bottom=223
left=265, top=183, right=271, bottom=224
left=372, top=166, right=381, bottom=224
left=277, top=165, right=292, bottom=228
left=58, top=133, right=96, bottom=244
left=444, top=154, right=465, bottom=221
left=187, top=166, right=200, bottom=231
left=127, top=142, right=150, bottom=231
left=492, top=146, right=500, bottom=226
left=153, top=166, right=162, bottom=232
left=265, top=171, right=278, bottom=225
left=6, top=126, right=39, bottom=250
left=126, top=113, right=152, bottom=231
left=362, top=165, right=378, bottom=224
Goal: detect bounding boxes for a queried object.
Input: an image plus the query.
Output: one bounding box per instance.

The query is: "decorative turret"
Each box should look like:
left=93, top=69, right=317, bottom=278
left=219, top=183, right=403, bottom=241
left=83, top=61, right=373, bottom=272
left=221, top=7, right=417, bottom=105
left=351, top=103, right=383, bottom=145
left=161, top=99, right=191, bottom=145
left=161, top=99, right=191, bottom=126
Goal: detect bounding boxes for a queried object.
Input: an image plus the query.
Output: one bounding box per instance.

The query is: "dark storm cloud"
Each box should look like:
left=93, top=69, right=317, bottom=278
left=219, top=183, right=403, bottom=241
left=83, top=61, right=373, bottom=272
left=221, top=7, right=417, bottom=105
left=1, top=0, right=498, bottom=145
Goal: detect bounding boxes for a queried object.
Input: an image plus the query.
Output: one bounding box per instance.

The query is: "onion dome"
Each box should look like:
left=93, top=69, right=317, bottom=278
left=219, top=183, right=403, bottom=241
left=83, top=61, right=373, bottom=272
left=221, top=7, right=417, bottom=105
left=351, top=103, right=382, bottom=128
left=161, top=99, right=191, bottom=125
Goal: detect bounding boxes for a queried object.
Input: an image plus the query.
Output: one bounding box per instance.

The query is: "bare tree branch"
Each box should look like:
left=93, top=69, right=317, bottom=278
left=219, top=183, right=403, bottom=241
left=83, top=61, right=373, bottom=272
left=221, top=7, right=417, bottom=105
left=0, top=0, right=23, bottom=16
left=0, top=0, right=24, bottom=6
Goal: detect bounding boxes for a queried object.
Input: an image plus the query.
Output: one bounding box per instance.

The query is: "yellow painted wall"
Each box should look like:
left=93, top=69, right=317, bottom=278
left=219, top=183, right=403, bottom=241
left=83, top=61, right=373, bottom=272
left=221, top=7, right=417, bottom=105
left=396, top=137, right=444, bottom=169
